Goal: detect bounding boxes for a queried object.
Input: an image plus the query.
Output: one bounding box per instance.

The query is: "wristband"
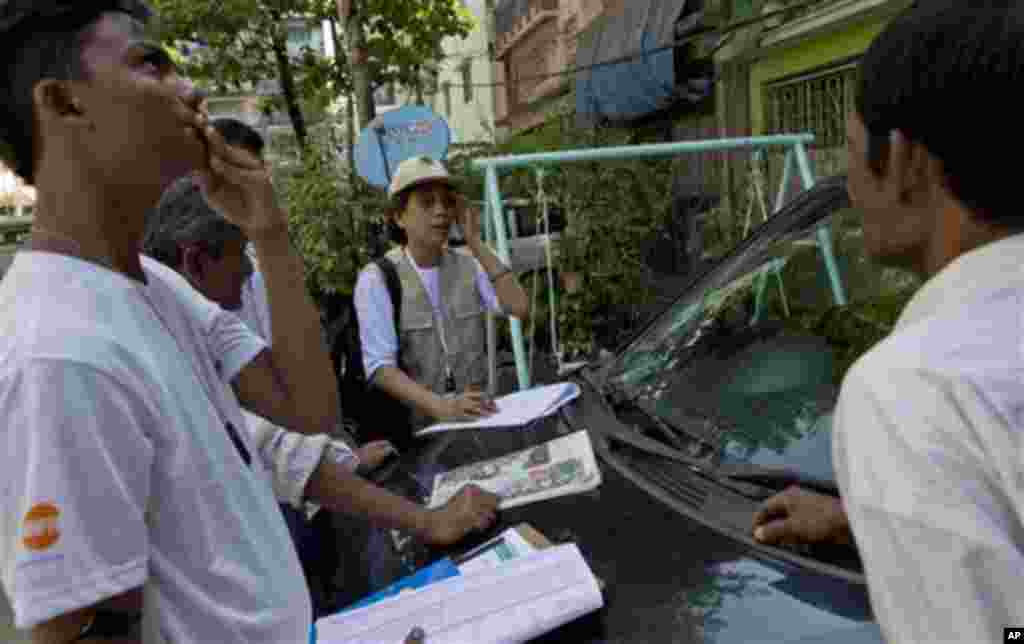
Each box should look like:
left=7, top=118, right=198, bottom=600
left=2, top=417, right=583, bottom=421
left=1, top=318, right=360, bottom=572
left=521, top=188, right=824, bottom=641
left=489, top=266, right=514, bottom=282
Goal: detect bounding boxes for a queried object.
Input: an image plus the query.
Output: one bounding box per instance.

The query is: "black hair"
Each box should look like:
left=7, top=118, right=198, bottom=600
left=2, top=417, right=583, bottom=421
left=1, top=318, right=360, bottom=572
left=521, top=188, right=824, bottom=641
left=142, top=175, right=246, bottom=269
left=855, top=2, right=1024, bottom=227
left=0, top=2, right=152, bottom=184
left=386, top=189, right=412, bottom=245
left=211, top=118, right=265, bottom=159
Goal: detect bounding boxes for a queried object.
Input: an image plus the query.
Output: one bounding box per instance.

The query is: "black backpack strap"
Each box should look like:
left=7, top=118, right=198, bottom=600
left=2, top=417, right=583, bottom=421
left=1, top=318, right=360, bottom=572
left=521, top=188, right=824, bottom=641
left=374, top=257, right=403, bottom=366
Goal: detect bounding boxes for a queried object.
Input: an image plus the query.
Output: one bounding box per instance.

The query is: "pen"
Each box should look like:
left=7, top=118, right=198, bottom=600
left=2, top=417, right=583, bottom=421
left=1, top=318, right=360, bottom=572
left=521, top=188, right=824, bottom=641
left=453, top=536, right=506, bottom=565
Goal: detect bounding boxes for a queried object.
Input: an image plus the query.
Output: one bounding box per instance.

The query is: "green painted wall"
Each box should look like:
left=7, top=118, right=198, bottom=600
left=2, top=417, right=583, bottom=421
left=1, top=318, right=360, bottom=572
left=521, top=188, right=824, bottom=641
left=750, top=13, right=889, bottom=135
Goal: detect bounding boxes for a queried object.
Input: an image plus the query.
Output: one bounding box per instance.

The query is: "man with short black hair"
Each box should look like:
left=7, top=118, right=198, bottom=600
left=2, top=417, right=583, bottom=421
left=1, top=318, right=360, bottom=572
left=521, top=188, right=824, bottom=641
left=828, top=3, right=1024, bottom=641
left=0, top=3, right=495, bottom=642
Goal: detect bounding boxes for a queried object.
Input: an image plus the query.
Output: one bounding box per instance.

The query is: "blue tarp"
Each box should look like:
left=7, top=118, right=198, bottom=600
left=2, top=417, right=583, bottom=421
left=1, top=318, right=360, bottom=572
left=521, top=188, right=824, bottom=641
left=575, top=0, right=713, bottom=127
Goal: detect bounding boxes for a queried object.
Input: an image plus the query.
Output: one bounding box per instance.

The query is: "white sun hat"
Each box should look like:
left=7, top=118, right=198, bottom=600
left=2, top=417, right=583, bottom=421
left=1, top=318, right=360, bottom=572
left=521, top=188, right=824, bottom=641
left=388, top=156, right=456, bottom=199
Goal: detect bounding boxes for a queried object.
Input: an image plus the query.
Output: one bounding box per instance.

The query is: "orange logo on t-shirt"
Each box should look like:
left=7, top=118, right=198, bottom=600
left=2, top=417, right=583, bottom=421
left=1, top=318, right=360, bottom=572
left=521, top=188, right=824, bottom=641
left=22, top=503, right=61, bottom=551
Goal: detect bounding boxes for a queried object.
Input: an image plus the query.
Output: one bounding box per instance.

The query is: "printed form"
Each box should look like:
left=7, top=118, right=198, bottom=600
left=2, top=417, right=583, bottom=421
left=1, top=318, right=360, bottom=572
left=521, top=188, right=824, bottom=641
left=314, top=544, right=604, bottom=644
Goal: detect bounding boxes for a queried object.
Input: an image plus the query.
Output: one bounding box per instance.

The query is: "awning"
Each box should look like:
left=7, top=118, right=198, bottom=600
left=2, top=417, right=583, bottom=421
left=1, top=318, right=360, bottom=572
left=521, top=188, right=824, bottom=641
left=575, top=0, right=717, bottom=128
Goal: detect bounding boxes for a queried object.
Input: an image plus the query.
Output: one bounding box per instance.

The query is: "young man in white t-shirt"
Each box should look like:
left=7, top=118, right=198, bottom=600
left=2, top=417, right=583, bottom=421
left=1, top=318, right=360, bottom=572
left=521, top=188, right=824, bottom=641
left=0, top=3, right=497, bottom=642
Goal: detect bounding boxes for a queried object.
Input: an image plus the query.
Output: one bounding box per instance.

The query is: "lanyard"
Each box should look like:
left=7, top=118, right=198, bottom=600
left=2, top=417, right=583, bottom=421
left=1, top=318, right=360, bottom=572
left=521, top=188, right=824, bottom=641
left=404, top=249, right=457, bottom=394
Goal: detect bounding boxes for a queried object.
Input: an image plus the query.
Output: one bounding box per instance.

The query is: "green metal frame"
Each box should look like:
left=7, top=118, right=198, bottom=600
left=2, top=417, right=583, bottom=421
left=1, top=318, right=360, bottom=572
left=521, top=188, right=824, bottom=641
left=472, top=134, right=846, bottom=391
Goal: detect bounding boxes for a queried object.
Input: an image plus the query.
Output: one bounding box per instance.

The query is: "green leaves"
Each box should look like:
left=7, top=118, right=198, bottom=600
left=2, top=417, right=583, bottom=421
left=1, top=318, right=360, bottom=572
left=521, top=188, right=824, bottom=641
left=277, top=121, right=384, bottom=298
left=153, top=0, right=473, bottom=149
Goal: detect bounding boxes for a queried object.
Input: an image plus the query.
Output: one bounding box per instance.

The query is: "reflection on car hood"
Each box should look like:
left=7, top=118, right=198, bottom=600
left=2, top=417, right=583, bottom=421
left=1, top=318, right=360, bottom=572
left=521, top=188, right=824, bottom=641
left=687, top=554, right=882, bottom=644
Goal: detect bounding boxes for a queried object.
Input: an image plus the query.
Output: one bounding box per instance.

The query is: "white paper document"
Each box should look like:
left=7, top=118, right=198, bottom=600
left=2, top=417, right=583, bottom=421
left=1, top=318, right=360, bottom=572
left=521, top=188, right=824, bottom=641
left=456, top=526, right=537, bottom=576
left=416, top=382, right=581, bottom=436
left=427, top=430, right=602, bottom=511
left=313, top=544, right=604, bottom=644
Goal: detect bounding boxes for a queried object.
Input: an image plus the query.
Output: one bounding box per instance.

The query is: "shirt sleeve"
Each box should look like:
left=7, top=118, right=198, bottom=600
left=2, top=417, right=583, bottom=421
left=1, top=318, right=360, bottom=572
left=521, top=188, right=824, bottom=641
left=833, top=363, right=1024, bottom=644
left=1, top=360, right=154, bottom=629
left=239, top=270, right=272, bottom=343
left=241, top=410, right=358, bottom=512
left=206, top=308, right=268, bottom=384
left=354, top=266, right=399, bottom=381
left=474, top=259, right=504, bottom=315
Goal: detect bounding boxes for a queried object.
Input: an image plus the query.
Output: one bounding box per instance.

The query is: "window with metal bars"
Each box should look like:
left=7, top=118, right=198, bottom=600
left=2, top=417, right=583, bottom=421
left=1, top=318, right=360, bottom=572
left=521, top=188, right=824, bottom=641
left=764, top=63, right=859, bottom=148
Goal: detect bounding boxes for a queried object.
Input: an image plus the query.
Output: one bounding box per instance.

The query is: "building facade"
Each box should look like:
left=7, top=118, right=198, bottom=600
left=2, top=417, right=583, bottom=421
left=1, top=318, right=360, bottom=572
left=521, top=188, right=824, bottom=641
left=720, top=0, right=909, bottom=177
left=494, top=0, right=610, bottom=135
left=430, top=0, right=500, bottom=144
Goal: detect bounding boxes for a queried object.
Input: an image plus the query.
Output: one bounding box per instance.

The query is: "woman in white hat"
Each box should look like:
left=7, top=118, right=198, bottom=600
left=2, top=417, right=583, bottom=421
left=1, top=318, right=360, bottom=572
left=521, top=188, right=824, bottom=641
left=353, top=157, right=530, bottom=443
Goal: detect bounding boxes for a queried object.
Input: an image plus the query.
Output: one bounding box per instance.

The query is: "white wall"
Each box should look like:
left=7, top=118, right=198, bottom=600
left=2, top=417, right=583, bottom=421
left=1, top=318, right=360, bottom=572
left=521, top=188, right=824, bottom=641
left=431, top=0, right=497, bottom=144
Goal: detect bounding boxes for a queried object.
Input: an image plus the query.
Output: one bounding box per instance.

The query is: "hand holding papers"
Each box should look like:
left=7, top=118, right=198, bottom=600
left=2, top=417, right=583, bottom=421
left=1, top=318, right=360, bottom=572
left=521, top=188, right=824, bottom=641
left=428, top=430, right=602, bottom=511
left=417, top=382, right=581, bottom=436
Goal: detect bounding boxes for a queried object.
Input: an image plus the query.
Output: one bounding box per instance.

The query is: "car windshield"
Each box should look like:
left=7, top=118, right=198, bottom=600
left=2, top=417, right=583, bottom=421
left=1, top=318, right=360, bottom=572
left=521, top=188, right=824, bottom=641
left=604, top=205, right=919, bottom=478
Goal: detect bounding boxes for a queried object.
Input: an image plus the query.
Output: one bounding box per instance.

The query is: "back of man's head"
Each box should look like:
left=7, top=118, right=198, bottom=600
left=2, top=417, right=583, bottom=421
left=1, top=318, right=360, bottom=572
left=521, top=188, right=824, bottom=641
left=212, top=118, right=265, bottom=160
left=0, top=1, right=152, bottom=183
left=142, top=176, right=245, bottom=271
left=857, top=2, right=1024, bottom=228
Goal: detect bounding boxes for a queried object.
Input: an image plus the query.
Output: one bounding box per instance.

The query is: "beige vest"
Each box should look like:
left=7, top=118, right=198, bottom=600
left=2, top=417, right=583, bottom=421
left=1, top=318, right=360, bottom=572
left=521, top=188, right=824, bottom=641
left=386, top=247, right=488, bottom=428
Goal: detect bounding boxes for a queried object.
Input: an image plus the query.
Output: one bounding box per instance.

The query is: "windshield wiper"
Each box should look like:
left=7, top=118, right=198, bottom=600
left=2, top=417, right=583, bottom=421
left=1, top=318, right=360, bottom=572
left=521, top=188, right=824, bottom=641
left=603, top=430, right=782, bottom=501
left=717, top=465, right=840, bottom=497
left=602, top=382, right=716, bottom=455
left=600, top=382, right=839, bottom=500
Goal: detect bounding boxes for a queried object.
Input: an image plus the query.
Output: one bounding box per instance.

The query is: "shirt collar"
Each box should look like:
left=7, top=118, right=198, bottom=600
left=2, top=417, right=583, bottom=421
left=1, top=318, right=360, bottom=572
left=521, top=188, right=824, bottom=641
left=896, top=233, right=1024, bottom=330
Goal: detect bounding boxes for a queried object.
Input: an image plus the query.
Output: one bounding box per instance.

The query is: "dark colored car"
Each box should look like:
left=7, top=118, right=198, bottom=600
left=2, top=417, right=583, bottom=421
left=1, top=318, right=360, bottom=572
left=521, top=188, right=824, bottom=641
left=364, top=175, right=918, bottom=643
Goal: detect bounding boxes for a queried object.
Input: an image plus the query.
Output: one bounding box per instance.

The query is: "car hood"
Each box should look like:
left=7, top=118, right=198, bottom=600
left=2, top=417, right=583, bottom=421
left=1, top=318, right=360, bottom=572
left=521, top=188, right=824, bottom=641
left=687, top=554, right=882, bottom=644
left=369, top=403, right=879, bottom=644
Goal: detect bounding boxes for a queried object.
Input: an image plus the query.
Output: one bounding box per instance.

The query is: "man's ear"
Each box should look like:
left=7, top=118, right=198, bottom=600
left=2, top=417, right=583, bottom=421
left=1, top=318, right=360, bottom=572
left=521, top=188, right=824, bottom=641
left=32, top=80, right=91, bottom=131
left=889, top=129, right=931, bottom=204
left=181, top=244, right=206, bottom=283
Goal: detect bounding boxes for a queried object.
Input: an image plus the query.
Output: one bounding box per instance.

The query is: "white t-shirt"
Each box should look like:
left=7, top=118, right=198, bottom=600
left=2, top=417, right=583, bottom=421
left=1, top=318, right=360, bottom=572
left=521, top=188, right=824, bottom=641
left=239, top=264, right=272, bottom=341
left=0, top=252, right=311, bottom=642
left=354, top=251, right=502, bottom=380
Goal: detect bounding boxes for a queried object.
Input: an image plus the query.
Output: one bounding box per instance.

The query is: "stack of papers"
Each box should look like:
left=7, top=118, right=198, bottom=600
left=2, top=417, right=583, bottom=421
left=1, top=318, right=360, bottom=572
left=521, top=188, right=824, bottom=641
left=416, top=382, right=581, bottom=436
left=427, top=430, right=602, bottom=511
left=453, top=525, right=541, bottom=575
left=313, top=544, right=604, bottom=644
left=333, top=526, right=543, bottom=617
left=334, top=558, right=461, bottom=615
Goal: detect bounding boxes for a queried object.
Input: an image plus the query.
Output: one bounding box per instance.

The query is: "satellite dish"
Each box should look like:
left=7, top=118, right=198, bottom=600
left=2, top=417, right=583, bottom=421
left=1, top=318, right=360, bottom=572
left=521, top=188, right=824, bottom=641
left=355, top=106, right=452, bottom=190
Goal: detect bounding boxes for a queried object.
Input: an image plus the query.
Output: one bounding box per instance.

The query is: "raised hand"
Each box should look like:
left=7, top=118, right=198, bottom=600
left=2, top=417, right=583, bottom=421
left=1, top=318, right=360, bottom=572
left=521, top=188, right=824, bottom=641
left=193, top=124, right=285, bottom=241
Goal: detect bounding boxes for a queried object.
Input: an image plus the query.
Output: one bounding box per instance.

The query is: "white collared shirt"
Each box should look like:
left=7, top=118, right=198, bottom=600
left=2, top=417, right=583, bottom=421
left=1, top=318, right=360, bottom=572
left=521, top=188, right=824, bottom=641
left=833, top=234, right=1024, bottom=643
left=236, top=268, right=358, bottom=515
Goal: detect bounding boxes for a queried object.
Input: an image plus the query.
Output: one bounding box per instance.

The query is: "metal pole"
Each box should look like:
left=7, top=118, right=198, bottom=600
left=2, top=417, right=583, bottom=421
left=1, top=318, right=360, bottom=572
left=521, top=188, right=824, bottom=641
left=794, top=143, right=847, bottom=306
left=774, top=149, right=795, bottom=214
left=483, top=201, right=498, bottom=396
left=473, top=134, right=816, bottom=171
left=485, top=166, right=530, bottom=390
